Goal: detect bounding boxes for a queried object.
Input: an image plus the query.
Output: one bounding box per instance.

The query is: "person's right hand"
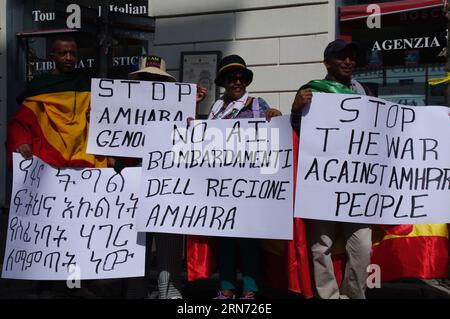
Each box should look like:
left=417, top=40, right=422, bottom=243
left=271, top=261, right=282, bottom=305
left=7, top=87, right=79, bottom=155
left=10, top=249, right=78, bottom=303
left=16, top=144, right=33, bottom=160
left=291, top=88, right=312, bottom=113
left=107, top=157, right=116, bottom=168
left=186, top=116, right=195, bottom=127
left=196, top=85, right=208, bottom=104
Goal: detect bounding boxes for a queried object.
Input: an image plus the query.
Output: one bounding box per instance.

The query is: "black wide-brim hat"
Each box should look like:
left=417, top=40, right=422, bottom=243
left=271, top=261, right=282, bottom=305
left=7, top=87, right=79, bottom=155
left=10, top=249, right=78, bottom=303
left=214, top=54, right=253, bottom=87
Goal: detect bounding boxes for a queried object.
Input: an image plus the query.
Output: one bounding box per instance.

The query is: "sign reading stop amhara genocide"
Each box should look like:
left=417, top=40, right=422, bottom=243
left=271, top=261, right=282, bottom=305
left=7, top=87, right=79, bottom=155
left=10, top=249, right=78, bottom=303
left=87, top=78, right=196, bottom=157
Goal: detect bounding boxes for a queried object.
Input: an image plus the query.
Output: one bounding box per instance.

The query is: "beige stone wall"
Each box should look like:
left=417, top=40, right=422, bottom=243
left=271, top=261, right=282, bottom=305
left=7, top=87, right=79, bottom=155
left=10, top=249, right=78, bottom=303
left=149, top=0, right=335, bottom=114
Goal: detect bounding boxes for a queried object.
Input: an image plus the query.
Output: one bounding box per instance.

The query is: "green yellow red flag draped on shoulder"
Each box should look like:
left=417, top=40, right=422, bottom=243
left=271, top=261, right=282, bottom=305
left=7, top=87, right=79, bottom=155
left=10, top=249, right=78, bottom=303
left=6, top=73, right=107, bottom=168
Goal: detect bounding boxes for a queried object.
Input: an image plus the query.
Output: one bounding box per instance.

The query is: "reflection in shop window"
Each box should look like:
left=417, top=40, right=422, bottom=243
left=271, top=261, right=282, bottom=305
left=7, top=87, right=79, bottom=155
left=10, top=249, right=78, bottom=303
left=354, top=65, right=446, bottom=106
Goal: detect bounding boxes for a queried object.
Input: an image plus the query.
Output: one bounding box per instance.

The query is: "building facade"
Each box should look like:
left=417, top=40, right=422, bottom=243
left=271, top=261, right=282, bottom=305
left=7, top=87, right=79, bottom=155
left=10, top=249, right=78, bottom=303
left=0, top=0, right=336, bottom=208
left=148, top=0, right=336, bottom=115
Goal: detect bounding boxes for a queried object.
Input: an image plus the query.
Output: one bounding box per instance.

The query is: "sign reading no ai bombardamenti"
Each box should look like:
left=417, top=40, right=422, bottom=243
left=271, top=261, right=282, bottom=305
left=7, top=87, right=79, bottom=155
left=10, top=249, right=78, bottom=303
left=137, top=116, right=294, bottom=240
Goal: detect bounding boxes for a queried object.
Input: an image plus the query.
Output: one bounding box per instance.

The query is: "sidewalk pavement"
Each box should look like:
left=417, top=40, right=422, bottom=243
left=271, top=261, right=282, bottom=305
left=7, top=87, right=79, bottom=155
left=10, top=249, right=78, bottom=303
left=1, top=210, right=449, bottom=299
left=1, top=270, right=449, bottom=299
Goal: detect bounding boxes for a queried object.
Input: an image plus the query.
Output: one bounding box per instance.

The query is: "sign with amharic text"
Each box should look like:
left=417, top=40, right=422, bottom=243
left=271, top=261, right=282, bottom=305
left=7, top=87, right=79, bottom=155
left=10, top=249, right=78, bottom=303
left=2, top=154, right=145, bottom=280
left=87, top=78, right=196, bottom=157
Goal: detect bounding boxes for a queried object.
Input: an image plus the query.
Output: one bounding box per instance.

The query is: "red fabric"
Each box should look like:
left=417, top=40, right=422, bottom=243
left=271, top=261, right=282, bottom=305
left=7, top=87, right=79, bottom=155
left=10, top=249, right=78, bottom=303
left=261, top=246, right=288, bottom=290
left=332, top=254, right=346, bottom=287
left=6, top=105, right=95, bottom=168
left=372, top=236, right=449, bottom=282
left=186, top=235, right=217, bottom=281
left=286, top=129, right=314, bottom=298
left=340, top=0, right=442, bottom=21
left=378, top=225, right=414, bottom=236
left=330, top=235, right=448, bottom=286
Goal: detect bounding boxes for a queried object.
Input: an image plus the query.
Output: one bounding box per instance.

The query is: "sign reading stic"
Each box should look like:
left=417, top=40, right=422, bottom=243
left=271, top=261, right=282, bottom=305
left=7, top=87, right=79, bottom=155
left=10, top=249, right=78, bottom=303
left=87, top=78, right=196, bottom=157
left=137, top=116, right=294, bottom=239
left=295, top=93, right=450, bottom=224
left=2, top=154, right=145, bottom=280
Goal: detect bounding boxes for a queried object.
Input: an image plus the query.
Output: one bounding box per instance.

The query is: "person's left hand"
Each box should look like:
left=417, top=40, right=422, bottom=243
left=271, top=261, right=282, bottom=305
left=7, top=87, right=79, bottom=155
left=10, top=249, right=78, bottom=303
left=86, top=106, right=91, bottom=122
left=196, top=85, right=208, bottom=104
left=265, top=108, right=282, bottom=122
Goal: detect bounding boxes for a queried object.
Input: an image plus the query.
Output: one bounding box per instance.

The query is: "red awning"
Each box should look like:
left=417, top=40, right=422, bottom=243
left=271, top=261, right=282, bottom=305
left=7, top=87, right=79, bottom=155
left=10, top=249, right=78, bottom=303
left=340, top=0, right=443, bottom=21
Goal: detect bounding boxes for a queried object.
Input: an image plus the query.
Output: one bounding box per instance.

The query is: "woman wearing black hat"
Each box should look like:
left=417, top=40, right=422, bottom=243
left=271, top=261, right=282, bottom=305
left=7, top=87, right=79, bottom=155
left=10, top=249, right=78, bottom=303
left=204, top=55, right=281, bottom=299
left=208, top=55, right=281, bottom=121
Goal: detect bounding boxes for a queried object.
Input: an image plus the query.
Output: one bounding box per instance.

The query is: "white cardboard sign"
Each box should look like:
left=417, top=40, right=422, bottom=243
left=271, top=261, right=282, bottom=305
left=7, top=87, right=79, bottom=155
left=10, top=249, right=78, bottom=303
left=87, top=78, right=196, bottom=157
left=2, top=154, right=145, bottom=280
left=295, top=93, right=450, bottom=224
left=137, top=116, right=294, bottom=239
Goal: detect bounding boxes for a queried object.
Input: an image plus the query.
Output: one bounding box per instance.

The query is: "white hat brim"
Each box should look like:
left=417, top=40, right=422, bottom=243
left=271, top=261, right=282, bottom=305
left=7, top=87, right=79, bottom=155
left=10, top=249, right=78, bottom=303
left=128, top=66, right=176, bottom=82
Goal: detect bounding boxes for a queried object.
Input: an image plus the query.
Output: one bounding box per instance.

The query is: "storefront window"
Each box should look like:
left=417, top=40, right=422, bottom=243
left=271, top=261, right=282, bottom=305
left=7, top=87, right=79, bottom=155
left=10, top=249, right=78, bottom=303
left=14, top=0, right=152, bottom=81
left=339, top=0, right=447, bottom=106
left=354, top=64, right=446, bottom=106
left=24, top=35, right=146, bottom=81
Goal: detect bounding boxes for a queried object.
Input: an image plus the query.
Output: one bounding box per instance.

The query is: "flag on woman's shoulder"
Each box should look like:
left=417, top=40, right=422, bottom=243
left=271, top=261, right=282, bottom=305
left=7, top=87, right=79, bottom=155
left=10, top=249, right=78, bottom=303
left=6, top=73, right=107, bottom=168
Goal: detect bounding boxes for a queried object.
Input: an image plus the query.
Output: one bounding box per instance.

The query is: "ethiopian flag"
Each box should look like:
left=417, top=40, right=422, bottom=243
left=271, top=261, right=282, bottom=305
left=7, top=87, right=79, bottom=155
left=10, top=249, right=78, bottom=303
left=371, top=224, right=448, bottom=282
left=6, top=73, right=107, bottom=168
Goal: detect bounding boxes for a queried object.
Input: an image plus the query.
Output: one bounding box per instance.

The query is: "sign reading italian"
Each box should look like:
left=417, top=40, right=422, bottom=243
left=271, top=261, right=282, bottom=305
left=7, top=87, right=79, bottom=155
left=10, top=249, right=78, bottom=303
left=137, top=116, right=294, bottom=239
left=87, top=78, right=196, bottom=157
left=295, top=93, right=450, bottom=224
left=2, top=154, right=145, bottom=280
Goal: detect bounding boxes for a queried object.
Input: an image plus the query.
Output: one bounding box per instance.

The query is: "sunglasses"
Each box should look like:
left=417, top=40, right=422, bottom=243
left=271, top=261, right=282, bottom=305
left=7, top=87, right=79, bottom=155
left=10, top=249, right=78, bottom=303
left=332, top=51, right=357, bottom=61
left=225, top=73, right=248, bottom=84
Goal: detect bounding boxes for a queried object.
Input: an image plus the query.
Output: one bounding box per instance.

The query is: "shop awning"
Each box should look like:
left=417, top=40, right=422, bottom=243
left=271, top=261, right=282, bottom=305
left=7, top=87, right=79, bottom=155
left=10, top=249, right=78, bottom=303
left=16, top=29, right=80, bottom=37
left=340, top=0, right=443, bottom=21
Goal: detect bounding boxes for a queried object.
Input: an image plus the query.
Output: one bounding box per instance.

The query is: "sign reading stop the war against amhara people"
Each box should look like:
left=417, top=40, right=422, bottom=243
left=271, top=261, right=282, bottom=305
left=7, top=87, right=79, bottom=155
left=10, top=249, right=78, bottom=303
left=2, top=154, right=145, bottom=280
left=295, top=92, right=450, bottom=224
left=87, top=78, right=196, bottom=157
left=137, top=116, right=294, bottom=239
